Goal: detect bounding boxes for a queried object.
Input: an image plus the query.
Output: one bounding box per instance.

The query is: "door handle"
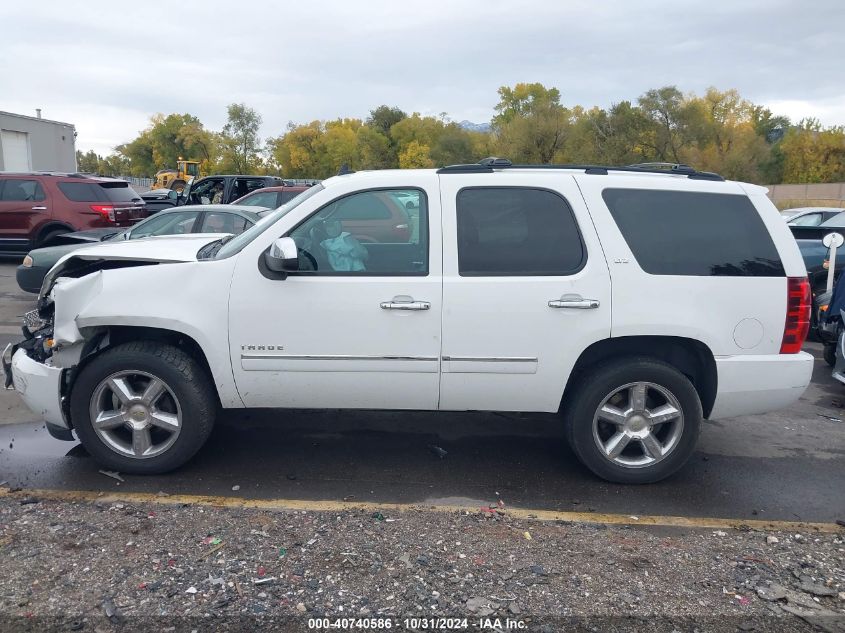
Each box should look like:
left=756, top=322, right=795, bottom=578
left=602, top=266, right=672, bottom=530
left=31, top=206, right=47, bottom=211
left=549, top=297, right=600, bottom=309
left=381, top=295, right=430, bottom=311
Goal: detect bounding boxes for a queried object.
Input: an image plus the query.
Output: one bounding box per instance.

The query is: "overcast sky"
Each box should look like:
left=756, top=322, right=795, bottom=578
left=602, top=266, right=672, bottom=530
left=2, top=0, right=843, bottom=156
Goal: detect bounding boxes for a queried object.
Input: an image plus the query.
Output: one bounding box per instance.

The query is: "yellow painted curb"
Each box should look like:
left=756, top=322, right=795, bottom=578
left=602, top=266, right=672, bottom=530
left=2, top=487, right=842, bottom=533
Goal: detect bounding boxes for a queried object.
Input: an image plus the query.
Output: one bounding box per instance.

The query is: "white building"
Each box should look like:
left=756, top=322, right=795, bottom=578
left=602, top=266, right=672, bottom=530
left=0, top=110, right=77, bottom=172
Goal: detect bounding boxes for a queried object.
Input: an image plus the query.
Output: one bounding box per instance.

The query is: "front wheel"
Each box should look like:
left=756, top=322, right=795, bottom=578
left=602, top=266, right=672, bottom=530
left=70, top=341, right=216, bottom=474
left=564, top=358, right=702, bottom=484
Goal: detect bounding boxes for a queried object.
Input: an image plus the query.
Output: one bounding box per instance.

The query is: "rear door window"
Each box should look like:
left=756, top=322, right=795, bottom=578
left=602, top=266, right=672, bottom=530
left=456, top=187, right=585, bottom=276
left=232, top=178, right=268, bottom=201
left=129, top=211, right=200, bottom=238
left=200, top=212, right=251, bottom=234
left=602, top=189, right=784, bottom=276
left=0, top=179, right=45, bottom=201
left=790, top=213, right=823, bottom=226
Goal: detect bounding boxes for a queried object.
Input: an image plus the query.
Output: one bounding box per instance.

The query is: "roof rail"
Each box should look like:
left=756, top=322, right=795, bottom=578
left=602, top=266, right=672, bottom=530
left=437, top=159, right=724, bottom=181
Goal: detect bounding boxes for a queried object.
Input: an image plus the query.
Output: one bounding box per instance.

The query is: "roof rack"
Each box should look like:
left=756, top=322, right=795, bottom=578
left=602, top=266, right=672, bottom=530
left=437, top=158, right=724, bottom=181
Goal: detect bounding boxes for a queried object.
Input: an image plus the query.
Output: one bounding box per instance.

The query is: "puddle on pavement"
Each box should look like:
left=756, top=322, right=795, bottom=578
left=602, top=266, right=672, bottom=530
left=0, top=422, right=79, bottom=459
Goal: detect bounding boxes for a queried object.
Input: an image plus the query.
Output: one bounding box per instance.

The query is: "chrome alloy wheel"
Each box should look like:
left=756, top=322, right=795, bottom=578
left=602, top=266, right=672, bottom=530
left=591, top=381, right=684, bottom=469
left=89, top=371, right=182, bottom=459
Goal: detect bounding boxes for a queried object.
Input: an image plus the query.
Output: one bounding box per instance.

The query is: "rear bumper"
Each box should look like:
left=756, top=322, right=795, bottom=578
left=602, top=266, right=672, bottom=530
left=708, top=352, right=814, bottom=419
left=5, top=348, right=67, bottom=428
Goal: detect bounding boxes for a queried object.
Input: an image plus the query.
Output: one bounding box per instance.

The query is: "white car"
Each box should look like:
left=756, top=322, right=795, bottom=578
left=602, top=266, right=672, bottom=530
left=3, top=160, right=814, bottom=484
left=781, top=206, right=844, bottom=226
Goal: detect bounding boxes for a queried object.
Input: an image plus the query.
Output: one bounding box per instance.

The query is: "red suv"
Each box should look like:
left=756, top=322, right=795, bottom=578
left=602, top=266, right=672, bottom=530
left=0, top=173, right=148, bottom=255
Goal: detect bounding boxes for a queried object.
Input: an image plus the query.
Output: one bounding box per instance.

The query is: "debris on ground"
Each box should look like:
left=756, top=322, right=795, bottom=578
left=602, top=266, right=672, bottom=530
left=0, top=494, right=842, bottom=629
left=97, top=469, right=124, bottom=483
left=428, top=444, right=448, bottom=459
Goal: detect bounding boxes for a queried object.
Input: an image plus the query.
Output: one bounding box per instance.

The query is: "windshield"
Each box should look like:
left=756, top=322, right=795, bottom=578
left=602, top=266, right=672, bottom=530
left=215, top=184, right=324, bottom=259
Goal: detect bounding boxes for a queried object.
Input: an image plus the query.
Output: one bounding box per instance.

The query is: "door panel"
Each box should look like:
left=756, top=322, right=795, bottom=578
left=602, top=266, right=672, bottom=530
left=0, top=178, right=48, bottom=249
left=228, top=177, right=443, bottom=409
left=438, top=174, right=612, bottom=412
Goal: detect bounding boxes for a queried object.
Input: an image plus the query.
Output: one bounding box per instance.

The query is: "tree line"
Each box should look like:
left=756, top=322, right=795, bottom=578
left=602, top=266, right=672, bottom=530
left=77, top=83, right=845, bottom=185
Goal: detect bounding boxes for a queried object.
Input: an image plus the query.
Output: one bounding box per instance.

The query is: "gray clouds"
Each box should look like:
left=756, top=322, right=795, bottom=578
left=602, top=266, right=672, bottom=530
left=1, top=0, right=842, bottom=155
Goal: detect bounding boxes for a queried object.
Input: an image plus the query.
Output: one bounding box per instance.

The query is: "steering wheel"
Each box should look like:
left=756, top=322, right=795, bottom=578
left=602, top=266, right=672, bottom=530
left=298, top=248, right=318, bottom=271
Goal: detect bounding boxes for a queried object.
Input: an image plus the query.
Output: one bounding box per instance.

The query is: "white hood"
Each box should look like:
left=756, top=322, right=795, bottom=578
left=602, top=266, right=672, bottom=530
left=57, top=233, right=229, bottom=263
left=41, top=234, right=228, bottom=299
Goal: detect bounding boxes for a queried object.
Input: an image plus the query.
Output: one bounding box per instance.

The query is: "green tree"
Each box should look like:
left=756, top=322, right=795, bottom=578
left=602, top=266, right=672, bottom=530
left=683, top=88, right=769, bottom=181
left=637, top=86, right=699, bottom=163
left=398, top=140, right=434, bottom=168
left=219, top=103, right=262, bottom=173
left=116, top=113, right=218, bottom=176
left=780, top=119, right=845, bottom=183
left=492, top=83, right=572, bottom=163
left=367, top=105, right=406, bottom=137
left=76, top=149, right=101, bottom=173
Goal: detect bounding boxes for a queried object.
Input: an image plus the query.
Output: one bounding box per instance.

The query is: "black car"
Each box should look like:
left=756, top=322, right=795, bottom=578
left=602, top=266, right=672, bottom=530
left=183, top=175, right=285, bottom=206
left=140, top=188, right=181, bottom=213
left=16, top=204, right=268, bottom=293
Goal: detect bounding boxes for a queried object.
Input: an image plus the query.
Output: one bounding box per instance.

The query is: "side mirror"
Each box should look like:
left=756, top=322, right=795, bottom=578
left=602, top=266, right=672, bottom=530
left=264, top=237, right=298, bottom=274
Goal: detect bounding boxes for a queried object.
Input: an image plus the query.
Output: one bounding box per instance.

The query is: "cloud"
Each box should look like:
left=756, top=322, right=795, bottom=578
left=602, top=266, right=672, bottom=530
left=1, top=0, right=843, bottom=155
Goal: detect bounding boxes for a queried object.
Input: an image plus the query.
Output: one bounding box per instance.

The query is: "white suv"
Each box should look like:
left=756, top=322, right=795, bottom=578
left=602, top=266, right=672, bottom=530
left=3, top=160, right=814, bottom=484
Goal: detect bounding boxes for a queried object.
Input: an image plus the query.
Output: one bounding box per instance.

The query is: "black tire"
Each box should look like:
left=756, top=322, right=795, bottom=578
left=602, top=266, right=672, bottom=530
left=170, top=180, right=187, bottom=193
left=563, top=357, right=702, bottom=484
left=37, top=228, right=70, bottom=248
left=70, top=341, right=216, bottom=474
left=824, top=343, right=837, bottom=367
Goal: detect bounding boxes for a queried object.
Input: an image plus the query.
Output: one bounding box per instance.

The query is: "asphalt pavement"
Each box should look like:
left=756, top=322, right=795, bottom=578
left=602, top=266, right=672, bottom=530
left=0, top=260, right=843, bottom=525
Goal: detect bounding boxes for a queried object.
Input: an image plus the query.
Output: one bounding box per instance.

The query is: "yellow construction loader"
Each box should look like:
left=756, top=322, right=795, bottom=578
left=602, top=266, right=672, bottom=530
left=151, top=159, right=201, bottom=192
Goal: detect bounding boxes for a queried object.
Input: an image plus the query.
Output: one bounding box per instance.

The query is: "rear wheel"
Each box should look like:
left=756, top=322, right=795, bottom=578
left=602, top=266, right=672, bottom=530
left=70, top=341, right=216, bottom=474
left=37, top=228, right=70, bottom=248
left=564, top=358, right=702, bottom=484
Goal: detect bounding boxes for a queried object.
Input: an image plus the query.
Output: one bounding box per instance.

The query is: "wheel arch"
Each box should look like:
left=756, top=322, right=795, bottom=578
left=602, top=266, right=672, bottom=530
left=64, top=325, right=222, bottom=427
left=34, top=221, right=75, bottom=246
left=561, top=335, right=718, bottom=418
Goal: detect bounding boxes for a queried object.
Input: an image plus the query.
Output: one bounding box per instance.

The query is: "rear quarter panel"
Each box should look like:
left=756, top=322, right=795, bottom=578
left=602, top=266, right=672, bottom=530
left=575, top=176, right=792, bottom=356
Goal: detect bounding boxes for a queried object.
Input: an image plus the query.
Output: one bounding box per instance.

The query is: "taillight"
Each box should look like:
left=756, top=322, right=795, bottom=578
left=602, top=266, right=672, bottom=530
left=780, top=277, right=811, bottom=354
left=90, top=205, right=116, bottom=222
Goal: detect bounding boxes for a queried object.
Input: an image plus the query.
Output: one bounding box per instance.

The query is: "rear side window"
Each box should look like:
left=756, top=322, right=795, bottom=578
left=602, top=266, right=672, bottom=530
left=0, top=179, right=45, bottom=201
left=456, top=187, right=585, bottom=276
left=602, top=189, right=784, bottom=276
left=58, top=182, right=103, bottom=201
left=58, top=181, right=139, bottom=202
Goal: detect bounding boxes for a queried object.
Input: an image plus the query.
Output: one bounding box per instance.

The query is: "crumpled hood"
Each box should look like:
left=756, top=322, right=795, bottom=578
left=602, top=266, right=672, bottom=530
left=40, top=234, right=228, bottom=298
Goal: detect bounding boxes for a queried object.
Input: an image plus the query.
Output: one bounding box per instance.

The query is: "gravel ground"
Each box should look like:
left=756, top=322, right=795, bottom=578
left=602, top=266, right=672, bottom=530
left=0, top=494, right=843, bottom=633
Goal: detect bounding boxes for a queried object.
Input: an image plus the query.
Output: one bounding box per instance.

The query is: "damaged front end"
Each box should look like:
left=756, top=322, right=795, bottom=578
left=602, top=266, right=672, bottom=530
left=3, top=234, right=224, bottom=435
left=2, top=305, right=56, bottom=389
left=3, top=255, right=162, bottom=433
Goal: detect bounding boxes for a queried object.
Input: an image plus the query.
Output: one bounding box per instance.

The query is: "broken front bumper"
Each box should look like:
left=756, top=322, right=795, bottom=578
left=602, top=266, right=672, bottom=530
left=3, top=346, right=67, bottom=428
